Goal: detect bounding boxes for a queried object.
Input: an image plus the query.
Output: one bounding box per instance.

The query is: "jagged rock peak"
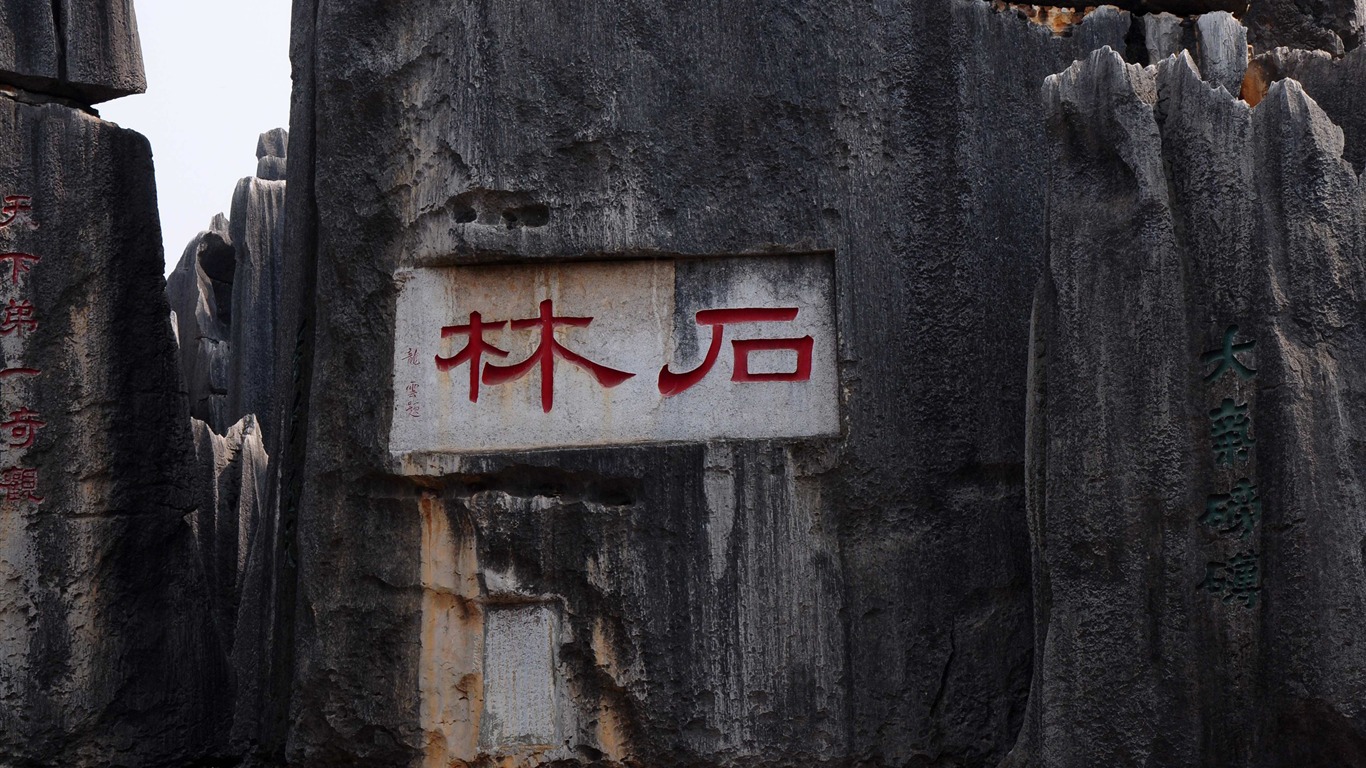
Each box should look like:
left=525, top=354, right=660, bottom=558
left=256, top=128, right=288, bottom=180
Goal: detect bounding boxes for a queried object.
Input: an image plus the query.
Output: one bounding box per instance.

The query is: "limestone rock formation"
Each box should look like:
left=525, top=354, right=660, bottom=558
left=228, top=140, right=286, bottom=440
left=1245, top=46, right=1366, bottom=172
left=269, top=2, right=1132, bottom=766
left=167, top=214, right=235, bottom=430
left=190, top=415, right=269, bottom=651
left=0, top=89, right=226, bottom=766
left=257, top=127, right=288, bottom=181
left=0, top=0, right=146, bottom=104
left=259, top=2, right=1366, bottom=766
left=5, top=1, right=1366, bottom=766
left=1020, top=46, right=1366, bottom=766
left=167, top=130, right=288, bottom=438
left=1245, top=0, right=1364, bottom=54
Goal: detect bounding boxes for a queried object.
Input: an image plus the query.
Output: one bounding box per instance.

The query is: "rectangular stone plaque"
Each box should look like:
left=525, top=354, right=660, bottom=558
left=390, top=254, right=838, bottom=454
left=480, top=605, right=560, bottom=749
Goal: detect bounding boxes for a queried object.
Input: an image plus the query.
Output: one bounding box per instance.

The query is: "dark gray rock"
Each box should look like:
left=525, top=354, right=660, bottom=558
left=1246, top=46, right=1366, bottom=173
left=268, top=2, right=1130, bottom=765
left=257, top=128, right=288, bottom=181
left=1245, top=0, right=1363, bottom=54
left=189, top=415, right=268, bottom=652
left=167, top=131, right=288, bottom=439
left=1017, top=46, right=1366, bottom=766
left=227, top=168, right=286, bottom=439
left=0, top=90, right=227, bottom=766
left=167, top=214, right=235, bottom=431
left=0, top=0, right=146, bottom=105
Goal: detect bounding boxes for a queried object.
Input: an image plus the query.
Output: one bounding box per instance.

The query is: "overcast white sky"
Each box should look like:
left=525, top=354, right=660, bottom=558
left=100, top=0, right=293, bottom=275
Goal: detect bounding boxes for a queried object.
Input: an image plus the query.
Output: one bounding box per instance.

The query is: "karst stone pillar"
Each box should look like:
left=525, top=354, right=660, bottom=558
left=0, top=4, right=229, bottom=765
left=1020, top=48, right=1366, bottom=766
left=270, top=1, right=1134, bottom=765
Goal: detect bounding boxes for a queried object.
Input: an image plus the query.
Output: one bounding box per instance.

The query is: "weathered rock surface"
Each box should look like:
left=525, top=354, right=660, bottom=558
left=0, top=91, right=226, bottom=766
left=190, top=415, right=269, bottom=651
left=167, top=131, right=288, bottom=438
left=1019, top=46, right=1366, bottom=766
left=1245, top=0, right=1364, bottom=54
left=257, top=127, right=288, bottom=181
left=1196, top=11, right=1248, bottom=93
left=167, top=214, right=235, bottom=431
left=0, top=0, right=146, bottom=104
left=267, top=2, right=1139, bottom=766
left=228, top=150, right=286, bottom=439
left=1246, top=46, right=1366, bottom=172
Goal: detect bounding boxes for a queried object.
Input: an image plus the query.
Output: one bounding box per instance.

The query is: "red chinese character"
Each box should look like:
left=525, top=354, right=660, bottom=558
left=658, top=307, right=814, bottom=396
left=483, top=299, right=635, bottom=413
left=0, top=367, right=39, bottom=378
left=404, top=401, right=422, bottom=418
left=0, top=407, right=43, bottom=449
left=405, top=347, right=421, bottom=366
left=0, top=253, right=38, bottom=286
left=435, top=311, right=510, bottom=403
left=0, top=196, right=32, bottom=228
left=0, top=299, right=36, bottom=336
left=405, top=381, right=420, bottom=399
left=0, top=466, right=42, bottom=503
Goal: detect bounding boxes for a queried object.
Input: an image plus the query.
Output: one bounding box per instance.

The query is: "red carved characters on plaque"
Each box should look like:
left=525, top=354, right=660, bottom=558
left=435, top=311, right=510, bottom=403
left=432, top=299, right=816, bottom=414
left=658, top=307, right=813, bottom=396
left=482, top=300, right=635, bottom=413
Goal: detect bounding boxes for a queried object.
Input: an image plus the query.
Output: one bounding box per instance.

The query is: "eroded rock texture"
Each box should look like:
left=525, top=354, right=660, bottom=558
left=1019, top=47, right=1366, bottom=766
left=1245, top=0, right=1364, bottom=54
left=0, top=0, right=146, bottom=104
left=167, top=131, right=288, bottom=437
left=167, top=214, right=235, bottom=430
left=0, top=91, right=226, bottom=766
left=190, top=415, right=269, bottom=652
left=1246, top=46, right=1366, bottom=172
left=266, top=2, right=1139, bottom=766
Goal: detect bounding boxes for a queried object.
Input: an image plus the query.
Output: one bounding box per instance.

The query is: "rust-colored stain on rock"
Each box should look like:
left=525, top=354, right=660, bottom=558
left=990, top=2, right=1099, bottom=34
left=1240, top=57, right=1271, bottom=106
left=419, top=494, right=485, bottom=768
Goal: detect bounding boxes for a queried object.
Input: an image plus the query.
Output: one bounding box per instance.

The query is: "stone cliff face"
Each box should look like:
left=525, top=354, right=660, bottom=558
left=0, top=0, right=145, bottom=104
left=168, top=131, right=288, bottom=439
left=2, top=1, right=1365, bottom=767
left=262, top=1, right=1361, bottom=767
left=1020, top=47, right=1366, bottom=766
left=0, top=9, right=229, bottom=765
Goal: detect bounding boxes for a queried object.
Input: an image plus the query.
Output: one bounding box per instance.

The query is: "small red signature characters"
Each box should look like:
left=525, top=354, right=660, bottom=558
left=0, top=466, right=42, bottom=503
left=658, top=307, right=813, bottom=396
left=1, top=407, right=44, bottom=449
left=0, top=253, right=39, bottom=287
left=0, top=196, right=33, bottom=229
left=437, top=301, right=635, bottom=412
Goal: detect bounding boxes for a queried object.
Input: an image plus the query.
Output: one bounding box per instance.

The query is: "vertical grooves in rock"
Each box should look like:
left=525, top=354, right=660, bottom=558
left=256, top=0, right=321, bottom=760
left=49, top=0, right=66, bottom=82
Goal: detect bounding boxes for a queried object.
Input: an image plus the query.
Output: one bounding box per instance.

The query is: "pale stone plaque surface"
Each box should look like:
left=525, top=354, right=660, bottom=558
left=480, top=605, right=560, bottom=748
left=390, top=254, right=838, bottom=454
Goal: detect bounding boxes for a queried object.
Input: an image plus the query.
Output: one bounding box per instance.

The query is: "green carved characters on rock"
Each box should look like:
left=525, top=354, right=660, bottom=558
left=1198, top=325, right=1262, bottom=609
